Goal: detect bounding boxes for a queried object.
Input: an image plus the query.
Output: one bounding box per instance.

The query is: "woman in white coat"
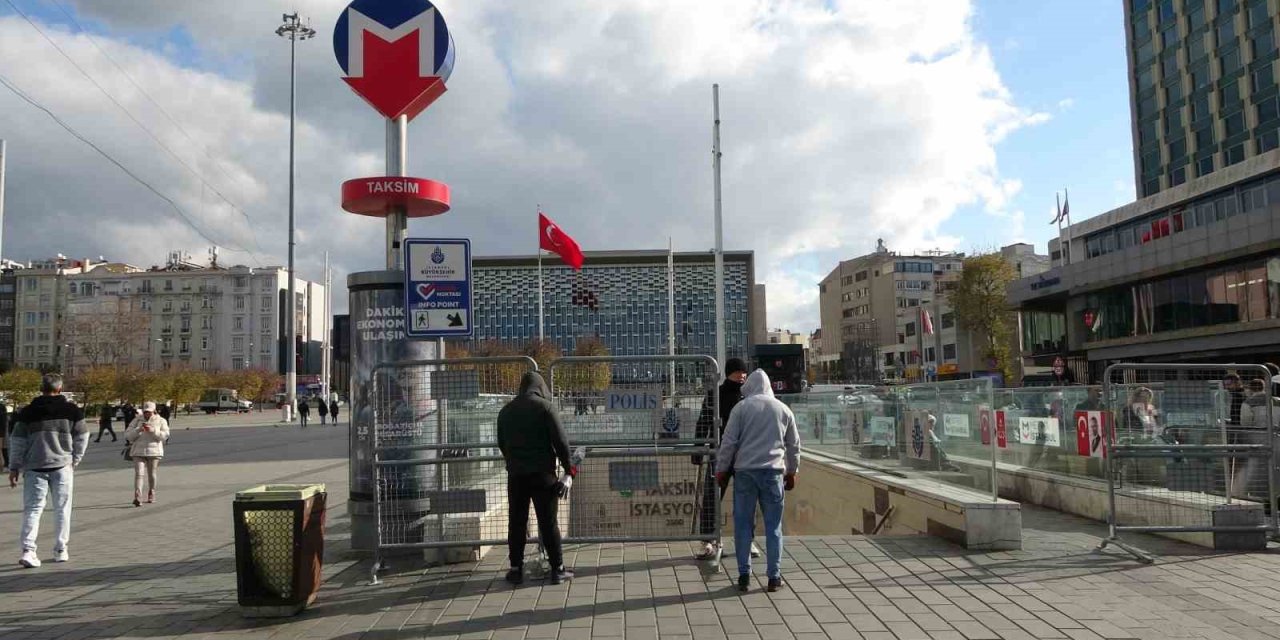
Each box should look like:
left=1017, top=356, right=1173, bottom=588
left=125, top=401, right=170, bottom=507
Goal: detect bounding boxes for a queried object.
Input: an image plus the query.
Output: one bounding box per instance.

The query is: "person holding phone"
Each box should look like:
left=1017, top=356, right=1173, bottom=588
left=124, top=401, right=170, bottom=507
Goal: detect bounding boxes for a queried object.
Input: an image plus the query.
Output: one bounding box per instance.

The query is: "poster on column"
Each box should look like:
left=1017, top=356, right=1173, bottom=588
left=1018, top=416, right=1061, bottom=447
left=943, top=413, right=970, bottom=438
left=1075, top=411, right=1107, bottom=457
left=905, top=409, right=932, bottom=461
left=995, top=411, right=1008, bottom=448
left=868, top=416, right=896, bottom=448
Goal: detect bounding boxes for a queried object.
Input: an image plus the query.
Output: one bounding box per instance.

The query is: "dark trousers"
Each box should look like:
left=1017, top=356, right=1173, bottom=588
left=96, top=423, right=116, bottom=441
left=508, top=473, right=562, bottom=570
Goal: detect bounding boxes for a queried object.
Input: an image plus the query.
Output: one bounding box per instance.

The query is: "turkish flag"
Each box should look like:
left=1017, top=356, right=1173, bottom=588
left=539, top=212, right=584, bottom=270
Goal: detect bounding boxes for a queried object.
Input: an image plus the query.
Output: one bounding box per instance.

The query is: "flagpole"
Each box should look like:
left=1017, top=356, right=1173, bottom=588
left=538, top=206, right=545, bottom=342
left=1062, top=188, right=1071, bottom=266
left=1055, top=192, right=1063, bottom=266
left=712, top=84, right=726, bottom=374
left=668, top=237, right=676, bottom=398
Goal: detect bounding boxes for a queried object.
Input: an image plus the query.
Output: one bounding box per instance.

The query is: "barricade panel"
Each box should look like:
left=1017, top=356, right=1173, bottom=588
left=1100, top=363, right=1277, bottom=561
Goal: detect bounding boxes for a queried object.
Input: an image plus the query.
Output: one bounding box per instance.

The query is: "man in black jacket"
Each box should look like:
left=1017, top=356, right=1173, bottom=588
left=693, top=358, right=750, bottom=560
left=497, top=372, right=575, bottom=585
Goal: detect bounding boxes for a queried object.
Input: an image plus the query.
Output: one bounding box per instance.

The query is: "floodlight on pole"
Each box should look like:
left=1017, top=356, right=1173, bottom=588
left=276, top=13, right=314, bottom=422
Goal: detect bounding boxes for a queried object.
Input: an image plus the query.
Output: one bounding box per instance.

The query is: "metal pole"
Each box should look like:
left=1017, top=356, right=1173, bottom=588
left=538, top=249, right=544, bottom=341
left=386, top=116, right=408, bottom=269
left=0, top=139, right=6, bottom=260
left=286, top=26, right=298, bottom=421
left=712, top=85, right=726, bottom=373
left=322, top=251, right=330, bottom=404
left=668, top=238, right=676, bottom=398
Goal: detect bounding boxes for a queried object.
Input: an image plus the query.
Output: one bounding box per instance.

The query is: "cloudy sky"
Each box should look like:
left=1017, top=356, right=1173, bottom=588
left=0, top=0, right=1132, bottom=333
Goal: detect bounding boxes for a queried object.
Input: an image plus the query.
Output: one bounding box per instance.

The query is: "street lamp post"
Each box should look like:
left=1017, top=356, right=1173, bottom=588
left=276, top=14, right=315, bottom=422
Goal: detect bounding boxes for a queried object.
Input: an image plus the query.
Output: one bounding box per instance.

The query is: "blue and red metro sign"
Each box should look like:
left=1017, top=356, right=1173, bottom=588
left=333, top=0, right=456, bottom=121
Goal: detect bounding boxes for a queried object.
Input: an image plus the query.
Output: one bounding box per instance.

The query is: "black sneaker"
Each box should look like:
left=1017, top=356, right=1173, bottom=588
left=767, top=577, right=785, bottom=592
left=549, top=567, right=574, bottom=585
left=505, top=568, right=523, bottom=585
left=737, top=575, right=750, bottom=592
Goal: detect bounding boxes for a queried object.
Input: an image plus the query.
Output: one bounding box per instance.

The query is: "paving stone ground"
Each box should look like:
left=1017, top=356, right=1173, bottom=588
left=2, top=414, right=1279, bottom=640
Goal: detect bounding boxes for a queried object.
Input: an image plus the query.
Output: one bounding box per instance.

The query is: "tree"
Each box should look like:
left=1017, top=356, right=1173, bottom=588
left=559, top=336, right=611, bottom=392
left=62, top=298, right=151, bottom=374
left=0, top=369, right=42, bottom=406
left=169, top=368, right=210, bottom=408
left=522, top=339, right=561, bottom=374
left=951, top=253, right=1018, bottom=383
left=75, top=366, right=120, bottom=408
left=454, top=340, right=528, bottom=394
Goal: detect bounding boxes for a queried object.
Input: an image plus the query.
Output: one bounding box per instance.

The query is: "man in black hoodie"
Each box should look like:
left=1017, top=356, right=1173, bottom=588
left=497, top=372, right=575, bottom=585
left=693, top=358, right=750, bottom=560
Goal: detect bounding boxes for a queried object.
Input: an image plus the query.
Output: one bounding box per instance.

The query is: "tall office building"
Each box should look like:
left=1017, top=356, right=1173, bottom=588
left=1127, top=0, right=1280, bottom=196
left=468, top=251, right=756, bottom=362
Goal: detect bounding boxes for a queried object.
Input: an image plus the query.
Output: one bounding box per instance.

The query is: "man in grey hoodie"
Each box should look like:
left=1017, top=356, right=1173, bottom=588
left=7, top=374, right=88, bottom=568
left=716, top=369, right=800, bottom=593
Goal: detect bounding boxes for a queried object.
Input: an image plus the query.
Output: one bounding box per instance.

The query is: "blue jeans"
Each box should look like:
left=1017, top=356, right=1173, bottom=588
left=20, top=466, right=73, bottom=554
left=733, top=468, right=784, bottom=579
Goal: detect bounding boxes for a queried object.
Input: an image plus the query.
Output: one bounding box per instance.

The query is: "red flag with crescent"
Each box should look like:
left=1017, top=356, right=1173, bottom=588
left=539, top=212, right=584, bottom=270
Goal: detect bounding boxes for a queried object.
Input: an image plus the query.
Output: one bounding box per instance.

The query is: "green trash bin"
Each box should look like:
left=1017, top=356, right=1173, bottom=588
left=233, top=484, right=327, bottom=617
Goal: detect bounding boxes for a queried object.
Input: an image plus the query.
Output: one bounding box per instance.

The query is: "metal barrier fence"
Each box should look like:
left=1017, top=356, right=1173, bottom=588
left=1100, top=363, right=1277, bottom=562
left=370, top=356, right=537, bottom=582
left=548, top=355, right=721, bottom=565
left=370, top=354, right=722, bottom=582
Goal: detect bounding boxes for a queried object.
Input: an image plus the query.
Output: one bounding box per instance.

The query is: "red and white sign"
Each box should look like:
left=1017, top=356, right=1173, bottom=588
left=995, top=410, right=1008, bottom=449
left=980, top=407, right=992, bottom=446
left=1075, top=410, right=1106, bottom=458
left=341, top=177, right=450, bottom=218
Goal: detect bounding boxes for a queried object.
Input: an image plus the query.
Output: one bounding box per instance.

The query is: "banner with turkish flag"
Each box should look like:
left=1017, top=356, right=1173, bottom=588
left=539, top=212, right=584, bottom=270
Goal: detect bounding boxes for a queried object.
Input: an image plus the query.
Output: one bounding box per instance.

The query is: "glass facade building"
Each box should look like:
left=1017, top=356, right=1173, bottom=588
left=468, top=251, right=755, bottom=362
left=1127, top=0, right=1280, bottom=197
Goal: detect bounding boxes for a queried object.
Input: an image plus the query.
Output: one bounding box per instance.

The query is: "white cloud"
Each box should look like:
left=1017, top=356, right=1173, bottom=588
left=1058, top=97, right=1075, bottom=111
left=2, top=0, right=1042, bottom=337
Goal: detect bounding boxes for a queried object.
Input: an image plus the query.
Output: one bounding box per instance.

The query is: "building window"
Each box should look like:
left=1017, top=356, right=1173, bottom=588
left=23, top=328, right=33, bottom=341
left=1159, top=0, right=1175, bottom=23
left=1197, top=154, right=1216, bottom=175
left=38, top=311, right=49, bottom=324
left=180, top=338, right=190, bottom=353
left=233, top=337, right=244, bottom=352
left=1258, top=128, right=1280, bottom=151
left=1252, top=27, right=1275, bottom=59
left=202, top=316, right=212, bottom=330
left=201, top=337, right=209, bottom=350
left=234, top=276, right=248, bottom=289
left=1168, top=137, right=1187, bottom=159
left=260, top=295, right=272, bottom=309
left=234, top=316, right=244, bottom=331
left=1227, top=142, right=1246, bottom=163
left=1161, top=24, right=1181, bottom=48
left=164, top=280, right=173, bottom=292
left=261, top=316, right=271, bottom=333
left=1248, top=0, right=1270, bottom=27
left=1252, top=63, right=1275, bottom=94
left=1221, top=46, right=1242, bottom=74
left=1225, top=110, right=1246, bottom=136
left=1189, top=5, right=1207, bottom=30
left=1169, top=164, right=1188, bottom=186
left=232, top=357, right=244, bottom=370
left=1218, top=16, right=1238, bottom=47
left=234, top=295, right=246, bottom=310
left=943, top=343, right=957, bottom=360
left=22, top=278, right=35, bottom=292
left=924, top=347, right=936, bottom=363
left=941, top=313, right=955, bottom=330
left=1259, top=96, right=1280, bottom=123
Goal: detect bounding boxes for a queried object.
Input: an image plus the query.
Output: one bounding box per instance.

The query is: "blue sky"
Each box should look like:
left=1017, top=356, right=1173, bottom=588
left=958, top=0, right=1137, bottom=253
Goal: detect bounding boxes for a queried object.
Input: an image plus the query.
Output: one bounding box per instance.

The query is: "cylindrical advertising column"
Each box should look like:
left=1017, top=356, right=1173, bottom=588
left=347, top=270, right=439, bottom=550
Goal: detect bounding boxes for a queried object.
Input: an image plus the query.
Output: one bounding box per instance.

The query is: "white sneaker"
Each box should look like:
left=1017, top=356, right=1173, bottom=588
left=750, top=543, right=762, bottom=559
left=19, top=550, right=40, bottom=568
left=53, top=549, right=68, bottom=563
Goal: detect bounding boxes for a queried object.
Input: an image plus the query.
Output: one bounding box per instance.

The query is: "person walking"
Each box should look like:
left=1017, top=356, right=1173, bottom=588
left=694, top=357, right=756, bottom=561
left=497, top=372, right=575, bottom=586
left=124, top=401, right=170, bottom=507
left=157, top=401, right=171, bottom=422
left=120, top=403, right=138, bottom=429
left=94, top=404, right=117, bottom=443
left=297, top=399, right=310, bottom=428
left=716, top=370, right=801, bottom=593
left=318, top=398, right=329, bottom=425
left=7, top=374, right=89, bottom=568
left=329, top=398, right=340, bottom=426
left=0, top=404, right=10, bottom=470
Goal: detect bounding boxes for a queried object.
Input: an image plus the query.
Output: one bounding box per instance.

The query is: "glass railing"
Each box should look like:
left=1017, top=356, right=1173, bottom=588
left=780, top=378, right=999, bottom=499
